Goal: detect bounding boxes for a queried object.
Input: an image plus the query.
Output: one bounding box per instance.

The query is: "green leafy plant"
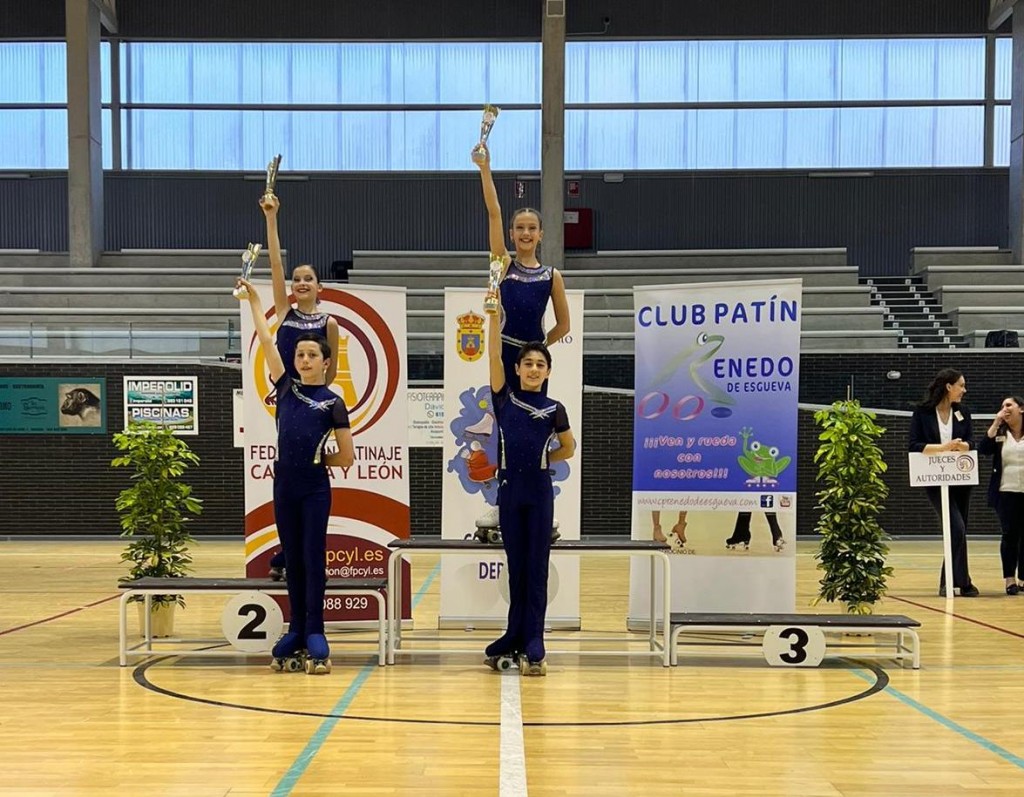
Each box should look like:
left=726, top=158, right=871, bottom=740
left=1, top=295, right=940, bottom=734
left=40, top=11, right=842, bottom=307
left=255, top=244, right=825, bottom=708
left=812, top=400, right=893, bottom=614
left=112, top=421, right=203, bottom=607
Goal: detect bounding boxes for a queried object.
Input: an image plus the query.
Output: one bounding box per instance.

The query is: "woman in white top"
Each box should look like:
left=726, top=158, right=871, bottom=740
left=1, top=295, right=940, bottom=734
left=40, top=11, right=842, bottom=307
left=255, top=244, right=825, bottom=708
left=979, top=395, right=1024, bottom=595
left=908, top=368, right=977, bottom=597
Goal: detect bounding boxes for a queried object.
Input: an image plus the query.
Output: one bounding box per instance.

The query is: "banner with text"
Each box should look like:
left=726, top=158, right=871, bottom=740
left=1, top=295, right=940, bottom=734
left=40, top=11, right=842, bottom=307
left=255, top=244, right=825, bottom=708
left=440, top=287, right=584, bottom=628
left=241, top=281, right=410, bottom=623
left=629, top=279, right=800, bottom=621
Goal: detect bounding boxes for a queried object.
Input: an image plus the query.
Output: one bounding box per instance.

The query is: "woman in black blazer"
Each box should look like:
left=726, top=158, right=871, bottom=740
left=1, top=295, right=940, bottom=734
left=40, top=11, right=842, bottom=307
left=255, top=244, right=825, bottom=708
left=978, top=395, right=1024, bottom=595
left=908, top=367, right=978, bottom=597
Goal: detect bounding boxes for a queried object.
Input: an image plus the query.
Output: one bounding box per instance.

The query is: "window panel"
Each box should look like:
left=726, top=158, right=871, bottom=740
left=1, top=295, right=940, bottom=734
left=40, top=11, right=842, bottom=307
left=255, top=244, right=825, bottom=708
left=994, top=105, right=1011, bottom=167
left=694, top=109, right=736, bottom=168
left=786, top=40, right=838, bottom=102
left=697, top=41, right=736, bottom=102
left=784, top=108, right=837, bottom=168
left=995, top=38, right=1012, bottom=101
left=840, top=40, right=886, bottom=101
left=637, top=42, right=690, bottom=103
left=736, top=41, right=785, bottom=102
left=636, top=109, right=690, bottom=169
left=736, top=109, right=784, bottom=168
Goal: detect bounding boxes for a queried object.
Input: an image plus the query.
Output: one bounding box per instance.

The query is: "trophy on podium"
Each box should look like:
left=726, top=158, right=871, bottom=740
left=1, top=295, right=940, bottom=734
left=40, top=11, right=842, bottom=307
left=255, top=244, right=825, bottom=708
left=232, top=243, right=263, bottom=299
left=483, top=254, right=505, bottom=315
left=263, top=154, right=282, bottom=200
left=471, top=105, right=501, bottom=164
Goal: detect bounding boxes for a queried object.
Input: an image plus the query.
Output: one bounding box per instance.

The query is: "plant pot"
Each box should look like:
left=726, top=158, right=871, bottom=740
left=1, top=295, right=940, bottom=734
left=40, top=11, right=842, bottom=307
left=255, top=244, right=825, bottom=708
left=136, top=600, right=177, bottom=638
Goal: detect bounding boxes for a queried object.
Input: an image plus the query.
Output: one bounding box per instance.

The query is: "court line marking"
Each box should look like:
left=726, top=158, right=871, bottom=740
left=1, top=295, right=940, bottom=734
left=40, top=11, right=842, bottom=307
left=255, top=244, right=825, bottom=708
left=500, top=670, right=528, bottom=797
left=271, top=563, right=440, bottom=797
left=890, top=595, right=1024, bottom=641
left=851, top=669, right=1024, bottom=770
left=0, top=594, right=118, bottom=637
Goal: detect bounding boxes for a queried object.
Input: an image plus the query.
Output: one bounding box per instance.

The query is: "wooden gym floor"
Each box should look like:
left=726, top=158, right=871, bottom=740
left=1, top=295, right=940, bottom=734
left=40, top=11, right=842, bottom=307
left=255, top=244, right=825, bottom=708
left=1, top=538, right=1022, bottom=797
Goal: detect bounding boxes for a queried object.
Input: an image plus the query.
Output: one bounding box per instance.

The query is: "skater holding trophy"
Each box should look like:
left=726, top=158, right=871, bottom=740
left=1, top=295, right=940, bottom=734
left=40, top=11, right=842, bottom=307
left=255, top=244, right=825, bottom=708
left=256, top=156, right=341, bottom=580
left=236, top=276, right=354, bottom=675
left=482, top=294, right=575, bottom=676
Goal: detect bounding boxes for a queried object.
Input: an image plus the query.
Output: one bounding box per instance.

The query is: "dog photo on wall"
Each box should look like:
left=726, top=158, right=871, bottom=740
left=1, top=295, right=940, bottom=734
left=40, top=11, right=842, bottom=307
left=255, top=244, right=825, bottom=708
left=58, top=383, right=103, bottom=428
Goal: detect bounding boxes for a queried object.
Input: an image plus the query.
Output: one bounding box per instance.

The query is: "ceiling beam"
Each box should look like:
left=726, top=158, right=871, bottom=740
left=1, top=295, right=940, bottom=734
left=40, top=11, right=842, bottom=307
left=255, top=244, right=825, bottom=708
left=90, top=0, right=117, bottom=33
left=990, top=0, right=1017, bottom=30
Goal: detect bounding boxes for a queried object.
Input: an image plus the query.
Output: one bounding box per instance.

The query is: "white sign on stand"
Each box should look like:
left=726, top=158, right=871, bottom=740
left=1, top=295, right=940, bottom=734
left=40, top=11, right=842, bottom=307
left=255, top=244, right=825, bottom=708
left=908, top=451, right=979, bottom=601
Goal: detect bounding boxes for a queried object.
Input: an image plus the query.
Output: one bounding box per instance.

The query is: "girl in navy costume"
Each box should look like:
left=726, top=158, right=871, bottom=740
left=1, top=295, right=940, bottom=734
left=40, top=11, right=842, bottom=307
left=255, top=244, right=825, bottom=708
left=483, top=297, right=575, bottom=676
left=474, top=145, right=570, bottom=390
left=473, top=143, right=571, bottom=530
left=261, top=195, right=341, bottom=580
left=237, top=277, right=354, bottom=674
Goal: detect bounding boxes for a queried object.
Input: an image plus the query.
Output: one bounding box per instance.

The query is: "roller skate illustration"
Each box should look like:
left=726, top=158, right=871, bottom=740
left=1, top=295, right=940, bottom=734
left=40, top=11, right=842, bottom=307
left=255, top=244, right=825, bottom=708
left=464, top=412, right=494, bottom=438
left=725, top=527, right=751, bottom=551
left=304, top=633, right=332, bottom=675
left=653, top=513, right=693, bottom=554
left=465, top=442, right=498, bottom=483
left=270, top=631, right=307, bottom=672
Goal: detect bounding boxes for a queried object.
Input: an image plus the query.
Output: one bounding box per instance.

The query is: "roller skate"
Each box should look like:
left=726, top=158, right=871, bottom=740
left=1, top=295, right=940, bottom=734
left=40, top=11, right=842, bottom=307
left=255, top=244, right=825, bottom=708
left=465, top=412, right=494, bottom=438
left=304, top=633, right=332, bottom=675
left=485, top=635, right=521, bottom=671
left=268, top=550, right=286, bottom=582
left=474, top=506, right=502, bottom=544
left=269, top=631, right=306, bottom=672
left=772, top=535, right=786, bottom=552
left=550, top=519, right=561, bottom=543
left=725, top=530, right=751, bottom=551
left=520, top=641, right=547, bottom=676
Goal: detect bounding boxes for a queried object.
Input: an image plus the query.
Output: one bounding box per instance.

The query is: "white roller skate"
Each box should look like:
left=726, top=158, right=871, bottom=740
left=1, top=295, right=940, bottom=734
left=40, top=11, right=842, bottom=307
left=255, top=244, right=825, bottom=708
left=519, top=656, right=547, bottom=676
left=270, top=632, right=306, bottom=672
left=304, top=633, right=332, bottom=675
left=772, top=537, right=787, bottom=552
left=465, top=412, right=495, bottom=437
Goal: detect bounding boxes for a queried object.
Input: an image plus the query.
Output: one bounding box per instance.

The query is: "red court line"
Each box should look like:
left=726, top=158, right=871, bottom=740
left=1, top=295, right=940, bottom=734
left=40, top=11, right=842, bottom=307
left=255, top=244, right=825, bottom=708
left=0, top=594, right=119, bottom=637
left=891, top=595, right=1024, bottom=641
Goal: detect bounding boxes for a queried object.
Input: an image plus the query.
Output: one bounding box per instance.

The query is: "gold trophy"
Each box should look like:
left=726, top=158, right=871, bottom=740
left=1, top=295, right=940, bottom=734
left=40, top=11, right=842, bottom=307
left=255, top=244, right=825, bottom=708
left=264, top=154, right=282, bottom=200
left=232, top=243, right=262, bottom=299
left=483, top=254, right=505, bottom=315
left=471, top=104, right=501, bottom=163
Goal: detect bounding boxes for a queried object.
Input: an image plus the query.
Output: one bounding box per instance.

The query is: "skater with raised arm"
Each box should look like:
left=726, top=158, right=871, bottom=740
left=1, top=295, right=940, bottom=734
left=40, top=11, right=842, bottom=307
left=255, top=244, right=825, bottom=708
left=260, top=192, right=340, bottom=581
left=472, top=138, right=570, bottom=535
left=236, top=276, right=354, bottom=674
left=482, top=297, right=575, bottom=676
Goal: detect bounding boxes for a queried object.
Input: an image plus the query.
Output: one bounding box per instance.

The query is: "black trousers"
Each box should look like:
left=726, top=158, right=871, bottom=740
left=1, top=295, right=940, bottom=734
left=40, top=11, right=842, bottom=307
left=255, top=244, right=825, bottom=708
left=995, top=491, right=1024, bottom=580
left=925, top=486, right=972, bottom=589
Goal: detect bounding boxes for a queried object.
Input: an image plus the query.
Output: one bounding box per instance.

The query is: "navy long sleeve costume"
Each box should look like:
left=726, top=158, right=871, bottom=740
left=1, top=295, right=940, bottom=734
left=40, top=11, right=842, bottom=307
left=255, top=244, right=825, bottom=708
left=908, top=403, right=975, bottom=591
left=486, top=382, right=570, bottom=664
left=268, top=308, right=331, bottom=572
left=273, top=372, right=350, bottom=641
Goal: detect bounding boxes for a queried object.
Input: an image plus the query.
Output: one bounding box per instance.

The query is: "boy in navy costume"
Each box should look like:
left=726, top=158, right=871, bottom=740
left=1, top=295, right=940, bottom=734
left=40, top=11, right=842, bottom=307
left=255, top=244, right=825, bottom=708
left=482, top=295, right=575, bottom=676
left=237, top=277, right=354, bottom=674
left=261, top=194, right=341, bottom=581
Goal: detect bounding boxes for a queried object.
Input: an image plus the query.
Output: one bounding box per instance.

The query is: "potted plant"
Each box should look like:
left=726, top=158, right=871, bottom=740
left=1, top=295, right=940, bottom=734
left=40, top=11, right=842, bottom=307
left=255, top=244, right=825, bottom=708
left=812, top=399, right=893, bottom=615
left=112, top=420, right=203, bottom=636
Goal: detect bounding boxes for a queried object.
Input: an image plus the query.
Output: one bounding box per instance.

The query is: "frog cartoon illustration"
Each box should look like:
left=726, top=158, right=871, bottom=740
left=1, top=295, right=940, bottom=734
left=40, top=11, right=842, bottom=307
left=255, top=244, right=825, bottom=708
left=737, top=427, right=791, bottom=486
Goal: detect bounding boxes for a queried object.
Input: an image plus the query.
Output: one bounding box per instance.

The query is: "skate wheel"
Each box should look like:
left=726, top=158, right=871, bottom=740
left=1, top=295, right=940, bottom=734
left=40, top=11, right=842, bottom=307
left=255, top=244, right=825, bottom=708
left=286, top=657, right=303, bottom=672
left=270, top=658, right=284, bottom=672
left=487, top=529, right=501, bottom=544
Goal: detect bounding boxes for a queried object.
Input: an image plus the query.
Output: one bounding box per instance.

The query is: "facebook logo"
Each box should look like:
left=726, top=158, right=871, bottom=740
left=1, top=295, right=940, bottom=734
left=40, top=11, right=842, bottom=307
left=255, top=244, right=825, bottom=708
left=760, top=495, right=774, bottom=508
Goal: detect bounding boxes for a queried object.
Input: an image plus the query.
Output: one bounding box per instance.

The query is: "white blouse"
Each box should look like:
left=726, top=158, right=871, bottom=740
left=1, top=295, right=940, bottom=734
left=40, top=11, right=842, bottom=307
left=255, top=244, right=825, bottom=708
left=936, top=409, right=953, bottom=445
left=1000, top=434, right=1024, bottom=493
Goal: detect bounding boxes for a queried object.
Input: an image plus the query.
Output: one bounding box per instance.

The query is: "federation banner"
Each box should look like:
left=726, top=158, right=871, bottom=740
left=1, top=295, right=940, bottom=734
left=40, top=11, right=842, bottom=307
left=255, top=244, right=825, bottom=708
left=628, top=279, right=800, bottom=621
left=240, top=281, right=410, bottom=623
left=440, top=287, right=584, bottom=629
